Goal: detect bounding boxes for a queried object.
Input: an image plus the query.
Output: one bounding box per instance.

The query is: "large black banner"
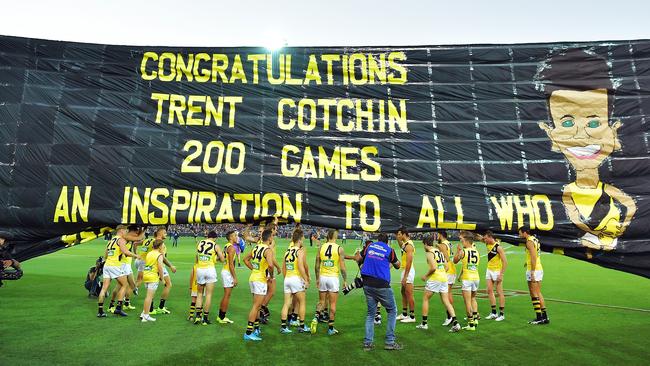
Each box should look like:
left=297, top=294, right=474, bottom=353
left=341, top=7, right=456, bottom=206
left=1, top=35, right=649, bottom=276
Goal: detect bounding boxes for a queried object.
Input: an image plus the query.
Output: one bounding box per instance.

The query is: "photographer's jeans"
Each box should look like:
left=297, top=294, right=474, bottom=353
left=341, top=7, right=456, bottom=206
left=363, top=286, right=397, bottom=345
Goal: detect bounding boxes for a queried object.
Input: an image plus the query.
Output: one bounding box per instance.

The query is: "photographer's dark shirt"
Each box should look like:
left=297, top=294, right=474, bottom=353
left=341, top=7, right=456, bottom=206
left=360, top=241, right=398, bottom=288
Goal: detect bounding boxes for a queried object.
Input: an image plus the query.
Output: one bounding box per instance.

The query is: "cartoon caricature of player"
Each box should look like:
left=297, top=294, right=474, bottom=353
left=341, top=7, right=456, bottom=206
left=536, top=49, right=636, bottom=250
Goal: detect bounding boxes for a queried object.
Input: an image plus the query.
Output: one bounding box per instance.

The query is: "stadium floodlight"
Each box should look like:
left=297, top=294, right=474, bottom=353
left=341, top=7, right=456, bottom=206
left=263, top=31, right=287, bottom=51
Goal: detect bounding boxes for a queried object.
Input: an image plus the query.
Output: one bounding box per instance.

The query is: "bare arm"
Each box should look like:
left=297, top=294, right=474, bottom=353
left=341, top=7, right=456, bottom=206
left=315, top=253, right=321, bottom=282
left=243, top=251, right=253, bottom=270
left=402, top=244, right=414, bottom=285
left=420, top=251, right=436, bottom=281
left=117, top=238, right=139, bottom=259
left=497, top=246, right=508, bottom=274
left=215, top=245, right=225, bottom=262
left=339, top=247, right=347, bottom=284
left=453, top=245, right=463, bottom=264
left=297, top=248, right=310, bottom=284
left=157, top=255, right=164, bottom=281
left=526, top=240, right=537, bottom=272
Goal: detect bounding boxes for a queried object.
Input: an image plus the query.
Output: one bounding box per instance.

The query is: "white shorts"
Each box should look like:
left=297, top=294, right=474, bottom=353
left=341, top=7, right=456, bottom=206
left=103, top=265, right=125, bottom=279
left=284, top=276, right=306, bottom=294
left=486, top=269, right=501, bottom=282
left=145, top=282, right=159, bottom=290
left=401, top=267, right=415, bottom=284
left=196, top=267, right=218, bottom=285
left=163, top=267, right=169, bottom=277
left=221, top=270, right=235, bottom=288
left=318, top=276, right=340, bottom=292
left=135, top=259, right=145, bottom=272
left=425, top=280, right=448, bottom=293
left=250, top=281, right=268, bottom=296
left=462, top=280, right=480, bottom=292
left=121, top=263, right=133, bottom=276
left=526, top=270, right=544, bottom=282
left=447, top=274, right=456, bottom=285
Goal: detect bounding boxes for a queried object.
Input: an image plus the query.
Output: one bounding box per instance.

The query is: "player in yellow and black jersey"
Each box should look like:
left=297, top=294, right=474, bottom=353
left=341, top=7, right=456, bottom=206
left=312, top=229, right=347, bottom=336
left=243, top=229, right=278, bottom=341
left=417, top=235, right=461, bottom=333
left=454, top=231, right=480, bottom=331
left=436, top=231, right=457, bottom=326
left=280, top=227, right=311, bottom=334
left=193, top=231, right=224, bottom=325
left=396, top=227, right=416, bottom=323
left=480, top=231, right=508, bottom=321
left=519, top=226, right=549, bottom=325
left=217, top=230, right=240, bottom=324
left=97, top=225, right=141, bottom=318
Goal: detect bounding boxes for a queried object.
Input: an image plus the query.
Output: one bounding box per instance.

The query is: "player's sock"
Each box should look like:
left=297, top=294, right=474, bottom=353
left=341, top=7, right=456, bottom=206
left=150, top=302, right=154, bottom=312
left=109, top=300, right=115, bottom=308
left=409, top=309, right=415, bottom=319
left=472, top=311, right=478, bottom=321
left=299, top=319, right=305, bottom=327
left=159, top=299, right=166, bottom=309
left=125, top=298, right=130, bottom=307
left=246, top=321, right=254, bottom=335
left=532, top=297, right=542, bottom=320
left=491, top=305, right=497, bottom=315
left=219, top=310, right=226, bottom=320
left=314, top=310, right=321, bottom=320
left=189, top=302, right=196, bottom=318
left=196, top=307, right=203, bottom=319
left=254, top=318, right=260, bottom=330
left=98, top=302, right=104, bottom=314
left=281, top=318, right=288, bottom=329
left=446, top=310, right=451, bottom=319
left=422, top=315, right=428, bottom=325
left=116, top=301, right=123, bottom=311
left=328, top=320, right=334, bottom=330
left=375, top=307, right=381, bottom=317
left=402, top=308, right=407, bottom=317
left=541, top=308, right=547, bottom=320
left=452, top=317, right=458, bottom=326
left=291, top=312, right=298, bottom=322
left=467, top=314, right=473, bottom=326
left=203, top=311, right=209, bottom=321
left=499, top=307, right=505, bottom=316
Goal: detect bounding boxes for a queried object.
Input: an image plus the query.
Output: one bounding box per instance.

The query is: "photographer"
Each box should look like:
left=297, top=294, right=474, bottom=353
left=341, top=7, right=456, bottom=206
left=85, top=257, right=104, bottom=297
left=0, top=232, right=22, bottom=287
left=353, top=233, right=402, bottom=351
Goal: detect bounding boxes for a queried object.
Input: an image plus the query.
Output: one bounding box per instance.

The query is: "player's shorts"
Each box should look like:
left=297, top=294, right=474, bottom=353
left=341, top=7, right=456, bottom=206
left=526, top=270, right=544, bottom=282
left=135, top=259, right=145, bottom=272
left=425, top=280, right=448, bottom=293
left=250, top=281, right=268, bottom=296
left=447, top=274, right=457, bottom=285
left=163, top=267, right=169, bottom=277
left=401, top=267, right=415, bottom=284
left=318, top=276, right=340, bottom=292
left=103, top=265, right=125, bottom=279
left=461, top=280, right=480, bottom=292
left=221, top=269, right=235, bottom=288
left=284, top=276, right=306, bottom=294
left=121, top=263, right=133, bottom=276
left=145, top=282, right=159, bottom=290
left=486, top=269, right=501, bottom=282
left=196, top=267, right=218, bottom=285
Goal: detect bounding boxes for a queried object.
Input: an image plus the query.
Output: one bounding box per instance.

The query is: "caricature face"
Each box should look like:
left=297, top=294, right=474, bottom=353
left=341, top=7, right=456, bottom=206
left=541, top=88, right=621, bottom=171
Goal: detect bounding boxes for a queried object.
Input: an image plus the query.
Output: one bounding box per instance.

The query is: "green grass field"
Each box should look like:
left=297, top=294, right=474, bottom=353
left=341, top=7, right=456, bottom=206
left=1, top=237, right=649, bottom=366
